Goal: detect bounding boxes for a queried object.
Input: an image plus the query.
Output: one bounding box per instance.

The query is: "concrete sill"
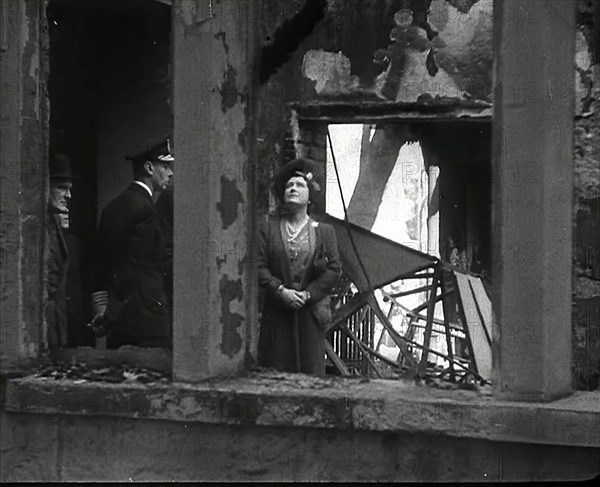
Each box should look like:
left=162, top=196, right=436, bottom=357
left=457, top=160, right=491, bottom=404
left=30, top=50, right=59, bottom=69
left=4, top=372, right=599, bottom=448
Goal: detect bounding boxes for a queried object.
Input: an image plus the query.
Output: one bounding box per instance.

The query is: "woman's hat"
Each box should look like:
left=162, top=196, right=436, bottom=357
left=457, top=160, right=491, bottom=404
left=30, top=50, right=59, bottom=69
left=273, top=157, right=321, bottom=201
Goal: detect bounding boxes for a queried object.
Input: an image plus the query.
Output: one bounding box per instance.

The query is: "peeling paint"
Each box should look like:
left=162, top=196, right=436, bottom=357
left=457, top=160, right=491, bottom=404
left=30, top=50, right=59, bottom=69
left=219, top=274, right=243, bottom=358
left=215, top=31, right=240, bottom=113
left=445, top=0, right=481, bottom=14
left=392, top=49, right=462, bottom=102
left=28, top=50, right=40, bottom=119
left=219, top=64, right=239, bottom=113
left=21, top=4, right=40, bottom=120
left=180, top=0, right=213, bottom=26
left=575, top=30, right=594, bottom=115
left=215, top=31, right=229, bottom=54
left=296, top=0, right=492, bottom=102
left=216, top=175, right=244, bottom=230
left=289, top=109, right=300, bottom=159
left=302, top=50, right=360, bottom=94
left=237, top=128, right=247, bottom=153
left=237, top=252, right=247, bottom=277
left=180, top=1, right=196, bottom=25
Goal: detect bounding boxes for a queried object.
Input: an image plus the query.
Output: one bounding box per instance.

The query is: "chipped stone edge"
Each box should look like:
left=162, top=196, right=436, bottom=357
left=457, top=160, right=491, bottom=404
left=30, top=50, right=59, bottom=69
left=3, top=376, right=599, bottom=449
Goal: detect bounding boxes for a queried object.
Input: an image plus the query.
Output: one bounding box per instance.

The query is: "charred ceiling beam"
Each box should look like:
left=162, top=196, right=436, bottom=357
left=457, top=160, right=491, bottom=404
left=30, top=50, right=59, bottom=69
left=289, top=100, right=492, bottom=122
left=259, top=0, right=327, bottom=84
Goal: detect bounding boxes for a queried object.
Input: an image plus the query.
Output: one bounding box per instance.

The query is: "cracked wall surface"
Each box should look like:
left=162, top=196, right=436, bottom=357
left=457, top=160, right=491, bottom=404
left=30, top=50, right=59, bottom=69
left=3, top=407, right=595, bottom=482
left=573, top=0, right=600, bottom=391
left=172, top=0, right=258, bottom=378
left=256, top=0, right=598, bottom=390
left=256, top=0, right=493, bottom=214
left=2, top=374, right=599, bottom=481
left=0, top=0, right=48, bottom=368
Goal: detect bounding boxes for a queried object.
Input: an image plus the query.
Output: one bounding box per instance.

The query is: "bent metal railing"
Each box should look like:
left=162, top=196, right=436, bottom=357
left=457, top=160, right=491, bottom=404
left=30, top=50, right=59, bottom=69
left=321, top=214, right=493, bottom=385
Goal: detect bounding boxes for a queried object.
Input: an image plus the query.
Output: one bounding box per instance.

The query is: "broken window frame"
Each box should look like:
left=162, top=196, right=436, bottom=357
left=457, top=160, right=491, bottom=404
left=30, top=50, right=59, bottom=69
left=290, top=103, right=493, bottom=380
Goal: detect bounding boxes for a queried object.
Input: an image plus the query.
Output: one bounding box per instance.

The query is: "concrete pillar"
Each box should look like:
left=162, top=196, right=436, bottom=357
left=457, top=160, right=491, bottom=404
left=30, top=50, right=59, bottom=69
left=427, top=165, right=440, bottom=258
left=491, top=0, right=575, bottom=400
left=0, top=0, right=48, bottom=370
left=172, top=0, right=260, bottom=380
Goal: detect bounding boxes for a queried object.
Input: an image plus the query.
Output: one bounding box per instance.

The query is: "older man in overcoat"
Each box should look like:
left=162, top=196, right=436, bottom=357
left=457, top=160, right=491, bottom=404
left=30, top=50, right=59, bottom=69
left=45, top=154, right=74, bottom=347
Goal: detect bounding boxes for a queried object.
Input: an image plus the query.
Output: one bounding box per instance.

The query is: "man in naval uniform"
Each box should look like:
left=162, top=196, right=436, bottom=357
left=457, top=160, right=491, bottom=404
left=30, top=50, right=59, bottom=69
left=89, top=136, right=174, bottom=349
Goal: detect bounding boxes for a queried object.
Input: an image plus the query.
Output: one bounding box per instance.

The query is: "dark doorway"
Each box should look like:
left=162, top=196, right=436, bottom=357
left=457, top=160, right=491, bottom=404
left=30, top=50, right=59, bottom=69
left=47, top=0, right=172, bottom=346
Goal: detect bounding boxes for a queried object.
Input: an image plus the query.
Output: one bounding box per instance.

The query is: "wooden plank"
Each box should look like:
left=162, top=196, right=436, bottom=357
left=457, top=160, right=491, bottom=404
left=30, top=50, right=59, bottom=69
left=439, top=275, right=456, bottom=381
left=468, top=275, right=493, bottom=346
left=339, top=325, right=401, bottom=369
left=324, top=340, right=351, bottom=376
left=418, top=264, right=442, bottom=376
left=375, top=300, right=395, bottom=353
left=366, top=293, right=417, bottom=367
left=383, top=292, right=462, bottom=331
left=339, top=325, right=384, bottom=378
left=388, top=284, right=433, bottom=299
left=327, top=292, right=369, bottom=333
left=454, top=272, right=492, bottom=381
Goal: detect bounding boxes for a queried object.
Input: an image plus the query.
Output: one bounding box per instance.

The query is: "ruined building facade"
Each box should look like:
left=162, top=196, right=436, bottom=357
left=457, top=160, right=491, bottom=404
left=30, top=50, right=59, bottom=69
left=1, top=0, right=599, bottom=481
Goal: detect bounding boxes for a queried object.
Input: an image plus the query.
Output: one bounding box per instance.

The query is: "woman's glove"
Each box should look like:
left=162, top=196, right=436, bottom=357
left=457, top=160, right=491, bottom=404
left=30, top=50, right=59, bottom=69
left=277, top=286, right=308, bottom=310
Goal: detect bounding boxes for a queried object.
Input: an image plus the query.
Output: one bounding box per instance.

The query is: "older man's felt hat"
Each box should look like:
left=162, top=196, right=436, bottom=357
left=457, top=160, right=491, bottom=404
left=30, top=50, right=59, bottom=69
left=125, top=134, right=174, bottom=164
left=273, top=157, right=321, bottom=202
left=49, top=153, right=75, bottom=180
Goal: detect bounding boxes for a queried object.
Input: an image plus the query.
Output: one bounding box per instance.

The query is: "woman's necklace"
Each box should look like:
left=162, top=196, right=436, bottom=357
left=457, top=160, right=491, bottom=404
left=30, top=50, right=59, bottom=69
left=285, top=216, right=309, bottom=242
left=285, top=216, right=308, bottom=263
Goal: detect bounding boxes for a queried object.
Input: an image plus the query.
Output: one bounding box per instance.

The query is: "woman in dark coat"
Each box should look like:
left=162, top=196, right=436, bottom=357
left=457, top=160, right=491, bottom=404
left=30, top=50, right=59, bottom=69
left=257, top=158, right=341, bottom=375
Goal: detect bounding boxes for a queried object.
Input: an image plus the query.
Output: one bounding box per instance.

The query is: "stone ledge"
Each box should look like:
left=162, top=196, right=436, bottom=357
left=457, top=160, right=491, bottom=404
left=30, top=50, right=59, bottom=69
left=3, top=372, right=599, bottom=448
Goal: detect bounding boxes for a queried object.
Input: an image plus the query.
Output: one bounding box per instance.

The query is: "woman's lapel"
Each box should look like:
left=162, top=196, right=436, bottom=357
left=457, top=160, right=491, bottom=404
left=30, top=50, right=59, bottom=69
left=299, top=219, right=321, bottom=287
left=272, top=218, right=292, bottom=285
left=308, top=219, right=321, bottom=267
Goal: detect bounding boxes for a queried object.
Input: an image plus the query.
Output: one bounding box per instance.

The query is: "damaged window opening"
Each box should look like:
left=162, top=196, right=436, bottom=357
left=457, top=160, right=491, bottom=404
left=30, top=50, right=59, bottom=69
left=45, top=0, right=173, bottom=368
left=293, top=119, right=493, bottom=384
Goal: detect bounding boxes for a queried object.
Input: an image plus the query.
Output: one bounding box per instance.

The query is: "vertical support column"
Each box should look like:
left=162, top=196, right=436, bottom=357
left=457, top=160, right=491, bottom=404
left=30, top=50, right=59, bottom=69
left=492, top=0, right=575, bottom=400
left=172, top=0, right=260, bottom=380
left=1, top=0, right=47, bottom=370
left=427, top=165, right=440, bottom=258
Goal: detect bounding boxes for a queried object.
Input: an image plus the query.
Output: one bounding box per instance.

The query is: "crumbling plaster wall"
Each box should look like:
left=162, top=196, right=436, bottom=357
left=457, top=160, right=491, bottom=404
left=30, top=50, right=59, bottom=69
left=172, top=0, right=261, bottom=377
left=1, top=407, right=597, bottom=482
left=0, top=0, right=49, bottom=369
left=573, top=0, right=600, bottom=391
left=302, top=0, right=493, bottom=102
left=257, top=0, right=599, bottom=390
left=256, top=0, right=492, bottom=214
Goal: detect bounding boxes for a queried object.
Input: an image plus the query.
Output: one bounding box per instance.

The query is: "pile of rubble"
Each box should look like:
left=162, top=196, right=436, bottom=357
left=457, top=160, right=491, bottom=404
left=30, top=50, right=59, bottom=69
left=34, top=362, right=171, bottom=384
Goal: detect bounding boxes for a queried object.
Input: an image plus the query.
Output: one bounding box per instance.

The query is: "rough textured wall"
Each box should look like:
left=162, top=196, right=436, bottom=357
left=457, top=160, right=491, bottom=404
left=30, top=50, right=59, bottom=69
left=1, top=409, right=598, bottom=482
left=573, top=0, right=600, bottom=391
left=256, top=0, right=493, bottom=217
left=301, top=0, right=492, bottom=102
left=0, top=0, right=48, bottom=369
left=256, top=0, right=598, bottom=390
left=172, top=0, right=260, bottom=378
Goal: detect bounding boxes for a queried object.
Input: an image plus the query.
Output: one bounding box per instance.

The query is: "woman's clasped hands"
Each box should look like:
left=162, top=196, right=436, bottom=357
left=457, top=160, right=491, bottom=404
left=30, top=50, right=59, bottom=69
left=278, top=286, right=310, bottom=310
